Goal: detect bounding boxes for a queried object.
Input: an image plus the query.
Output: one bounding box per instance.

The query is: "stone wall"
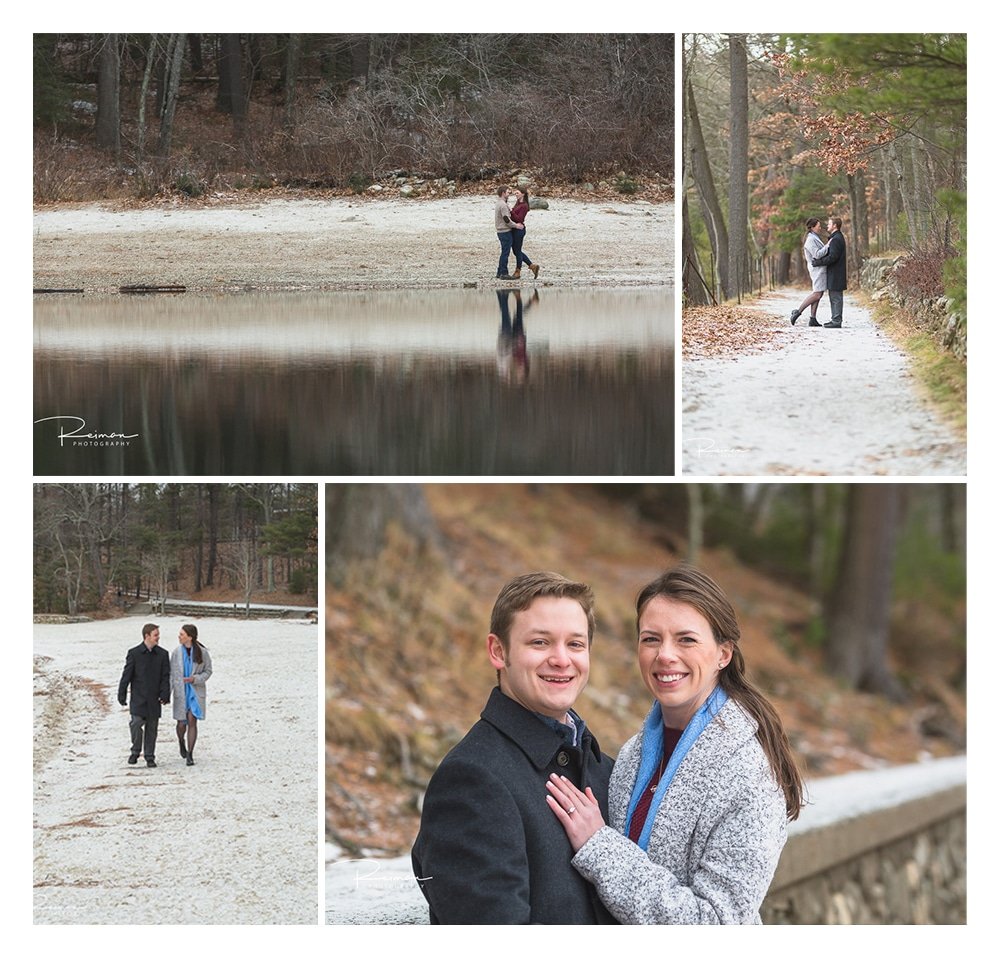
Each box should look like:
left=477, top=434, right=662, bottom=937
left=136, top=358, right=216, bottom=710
left=763, top=756, right=966, bottom=924
left=861, top=255, right=966, bottom=361
left=326, top=756, right=967, bottom=925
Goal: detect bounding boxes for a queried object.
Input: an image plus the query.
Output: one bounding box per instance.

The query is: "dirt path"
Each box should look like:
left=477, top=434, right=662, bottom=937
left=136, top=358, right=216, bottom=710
left=33, top=617, right=318, bottom=924
left=32, top=196, right=673, bottom=292
left=682, top=289, right=966, bottom=476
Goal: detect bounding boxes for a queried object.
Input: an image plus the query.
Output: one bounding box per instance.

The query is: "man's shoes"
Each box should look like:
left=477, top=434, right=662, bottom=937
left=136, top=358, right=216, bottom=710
left=127, top=754, right=138, bottom=765
left=789, top=308, right=800, bottom=325
left=496, top=274, right=512, bottom=280
left=179, top=741, right=188, bottom=758
left=823, top=320, right=843, bottom=328
left=146, top=758, right=157, bottom=768
left=186, top=755, right=194, bottom=766
left=808, top=317, right=821, bottom=327
left=529, top=264, right=539, bottom=278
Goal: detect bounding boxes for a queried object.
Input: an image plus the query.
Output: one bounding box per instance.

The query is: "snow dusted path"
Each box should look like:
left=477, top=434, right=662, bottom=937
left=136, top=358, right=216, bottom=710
left=33, top=617, right=318, bottom=924
left=682, top=289, right=966, bottom=476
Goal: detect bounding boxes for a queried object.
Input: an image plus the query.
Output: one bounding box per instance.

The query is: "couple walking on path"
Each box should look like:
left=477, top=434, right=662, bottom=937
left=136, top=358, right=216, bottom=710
left=117, top=622, right=212, bottom=768
left=790, top=216, right=847, bottom=328
left=495, top=185, right=541, bottom=280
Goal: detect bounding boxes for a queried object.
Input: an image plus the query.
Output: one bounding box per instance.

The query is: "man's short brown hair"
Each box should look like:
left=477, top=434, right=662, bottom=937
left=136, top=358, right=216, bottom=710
left=489, top=571, right=595, bottom=652
left=829, top=216, right=843, bottom=229
left=141, top=622, right=159, bottom=638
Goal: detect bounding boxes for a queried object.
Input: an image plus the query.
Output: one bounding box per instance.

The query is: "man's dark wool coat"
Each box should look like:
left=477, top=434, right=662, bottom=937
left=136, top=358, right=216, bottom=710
left=117, top=642, right=170, bottom=717
left=811, top=229, right=847, bottom=291
left=411, top=687, right=617, bottom=924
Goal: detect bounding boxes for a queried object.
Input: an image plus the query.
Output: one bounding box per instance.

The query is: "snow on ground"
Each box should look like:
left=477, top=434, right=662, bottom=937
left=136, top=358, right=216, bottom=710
left=33, top=196, right=673, bottom=292
left=682, top=289, right=966, bottom=476
left=33, top=616, right=318, bottom=924
left=324, top=847, right=427, bottom=925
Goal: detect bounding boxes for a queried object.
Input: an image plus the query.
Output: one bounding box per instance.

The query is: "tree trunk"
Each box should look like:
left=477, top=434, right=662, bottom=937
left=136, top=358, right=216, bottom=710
left=824, top=484, right=906, bottom=699
left=686, top=77, right=729, bottom=299
left=156, top=33, right=186, bottom=159
left=188, top=34, right=203, bottom=74
left=206, top=485, right=219, bottom=586
left=284, top=34, right=301, bottom=130
left=686, top=483, right=704, bottom=564
left=217, top=33, right=246, bottom=136
left=327, top=485, right=441, bottom=586
left=727, top=34, right=749, bottom=302
left=136, top=35, right=157, bottom=164
left=96, top=34, right=121, bottom=160
left=681, top=193, right=710, bottom=305
left=888, top=136, right=918, bottom=246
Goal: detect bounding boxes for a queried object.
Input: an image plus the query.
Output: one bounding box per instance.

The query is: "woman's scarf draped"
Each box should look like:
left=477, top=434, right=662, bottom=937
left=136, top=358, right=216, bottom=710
left=183, top=646, right=204, bottom=720
left=623, top=684, right=729, bottom=850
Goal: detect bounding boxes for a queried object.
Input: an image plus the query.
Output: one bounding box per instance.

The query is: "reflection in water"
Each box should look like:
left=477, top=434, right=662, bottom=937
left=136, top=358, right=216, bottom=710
left=496, top=288, right=537, bottom=385
left=34, top=288, right=673, bottom=476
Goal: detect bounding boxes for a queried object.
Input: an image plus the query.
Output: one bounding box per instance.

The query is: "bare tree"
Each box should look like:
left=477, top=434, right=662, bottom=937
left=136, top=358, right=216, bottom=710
left=141, top=538, right=176, bottom=612
left=225, top=535, right=258, bottom=617
left=156, top=33, right=186, bottom=159
left=686, top=75, right=729, bottom=298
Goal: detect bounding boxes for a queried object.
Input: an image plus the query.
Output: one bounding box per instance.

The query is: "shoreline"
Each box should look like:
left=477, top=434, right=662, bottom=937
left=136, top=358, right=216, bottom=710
left=33, top=195, right=674, bottom=294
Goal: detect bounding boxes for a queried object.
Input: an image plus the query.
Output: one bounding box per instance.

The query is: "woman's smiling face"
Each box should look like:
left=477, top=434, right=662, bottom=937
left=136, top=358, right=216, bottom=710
left=638, top=596, right=731, bottom=729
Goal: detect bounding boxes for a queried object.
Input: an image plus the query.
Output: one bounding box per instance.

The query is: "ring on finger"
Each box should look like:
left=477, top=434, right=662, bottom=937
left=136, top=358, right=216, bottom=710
left=568, top=805, right=576, bottom=813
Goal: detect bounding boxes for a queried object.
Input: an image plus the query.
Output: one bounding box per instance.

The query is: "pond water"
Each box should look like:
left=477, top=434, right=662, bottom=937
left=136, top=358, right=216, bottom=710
left=34, top=288, right=674, bottom=476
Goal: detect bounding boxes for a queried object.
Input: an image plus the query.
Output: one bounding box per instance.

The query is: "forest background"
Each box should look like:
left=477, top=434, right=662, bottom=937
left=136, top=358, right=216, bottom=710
left=33, top=33, right=674, bottom=204
left=33, top=483, right=319, bottom=615
left=683, top=33, right=966, bottom=326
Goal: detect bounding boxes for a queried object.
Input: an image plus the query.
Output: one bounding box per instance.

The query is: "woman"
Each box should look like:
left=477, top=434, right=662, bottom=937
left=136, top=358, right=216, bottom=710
left=789, top=217, right=828, bottom=326
left=171, top=624, right=212, bottom=766
left=546, top=566, right=802, bottom=924
left=510, top=188, right=539, bottom=280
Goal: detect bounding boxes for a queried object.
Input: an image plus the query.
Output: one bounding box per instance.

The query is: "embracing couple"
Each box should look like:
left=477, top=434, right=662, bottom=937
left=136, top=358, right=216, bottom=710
left=790, top=216, right=847, bottom=328
left=411, top=568, right=803, bottom=925
left=495, top=185, right=540, bottom=281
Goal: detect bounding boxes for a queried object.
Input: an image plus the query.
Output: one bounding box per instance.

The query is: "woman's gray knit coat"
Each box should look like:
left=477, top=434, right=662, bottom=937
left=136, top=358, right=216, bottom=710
left=571, top=698, right=787, bottom=924
left=170, top=644, right=212, bottom=721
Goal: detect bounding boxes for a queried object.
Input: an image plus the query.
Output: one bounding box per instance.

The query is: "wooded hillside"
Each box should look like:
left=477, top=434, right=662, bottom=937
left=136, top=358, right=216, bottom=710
left=34, top=33, right=674, bottom=203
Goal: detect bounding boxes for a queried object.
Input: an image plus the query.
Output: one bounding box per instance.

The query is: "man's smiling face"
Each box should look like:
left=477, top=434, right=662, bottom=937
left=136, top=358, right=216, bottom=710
left=487, top=596, right=591, bottom=722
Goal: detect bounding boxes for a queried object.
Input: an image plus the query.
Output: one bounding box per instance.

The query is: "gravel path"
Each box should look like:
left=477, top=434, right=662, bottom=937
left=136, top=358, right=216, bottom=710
left=32, top=196, right=673, bottom=292
left=33, top=617, right=318, bottom=924
left=682, top=290, right=966, bottom=476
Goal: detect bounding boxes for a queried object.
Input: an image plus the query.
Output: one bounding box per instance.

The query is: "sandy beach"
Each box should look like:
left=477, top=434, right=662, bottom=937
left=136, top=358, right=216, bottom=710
left=32, top=195, right=673, bottom=292
left=33, top=616, right=318, bottom=924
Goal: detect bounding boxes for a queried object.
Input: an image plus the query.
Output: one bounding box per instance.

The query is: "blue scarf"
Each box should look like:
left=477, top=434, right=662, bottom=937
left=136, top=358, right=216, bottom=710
left=623, top=685, right=729, bottom=850
left=183, top=646, right=204, bottom=720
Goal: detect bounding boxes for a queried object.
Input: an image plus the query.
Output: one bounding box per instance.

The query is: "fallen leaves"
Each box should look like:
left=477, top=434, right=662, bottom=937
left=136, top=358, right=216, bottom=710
left=683, top=304, right=787, bottom=359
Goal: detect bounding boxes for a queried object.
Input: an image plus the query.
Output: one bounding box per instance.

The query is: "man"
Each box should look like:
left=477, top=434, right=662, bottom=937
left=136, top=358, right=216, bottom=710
left=494, top=186, right=524, bottom=280
left=810, top=216, right=847, bottom=327
left=411, top=572, right=616, bottom=924
left=117, top=622, right=170, bottom=767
